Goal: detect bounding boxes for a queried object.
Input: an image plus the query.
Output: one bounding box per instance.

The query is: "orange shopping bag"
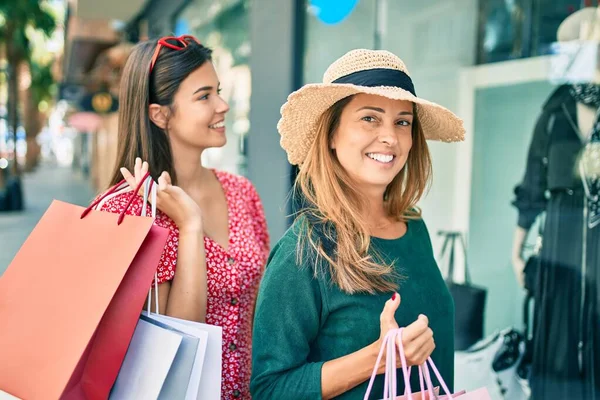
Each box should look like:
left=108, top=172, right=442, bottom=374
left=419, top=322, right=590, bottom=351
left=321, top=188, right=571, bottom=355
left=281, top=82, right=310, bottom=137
left=0, top=173, right=169, bottom=400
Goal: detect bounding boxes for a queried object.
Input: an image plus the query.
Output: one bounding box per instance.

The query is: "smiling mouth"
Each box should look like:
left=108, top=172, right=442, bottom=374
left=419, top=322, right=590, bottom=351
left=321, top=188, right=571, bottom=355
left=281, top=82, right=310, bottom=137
left=366, top=153, right=396, bottom=163
left=209, top=121, right=225, bottom=129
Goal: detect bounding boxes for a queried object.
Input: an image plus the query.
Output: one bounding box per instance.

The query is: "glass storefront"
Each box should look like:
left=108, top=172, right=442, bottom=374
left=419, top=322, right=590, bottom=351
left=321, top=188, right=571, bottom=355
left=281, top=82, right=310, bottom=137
left=175, top=0, right=251, bottom=176
left=477, top=0, right=582, bottom=64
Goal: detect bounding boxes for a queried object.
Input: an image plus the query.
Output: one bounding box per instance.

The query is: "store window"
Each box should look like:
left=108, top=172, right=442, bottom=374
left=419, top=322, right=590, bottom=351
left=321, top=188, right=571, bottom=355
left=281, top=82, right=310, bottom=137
left=476, top=0, right=581, bottom=64
left=175, top=0, right=250, bottom=176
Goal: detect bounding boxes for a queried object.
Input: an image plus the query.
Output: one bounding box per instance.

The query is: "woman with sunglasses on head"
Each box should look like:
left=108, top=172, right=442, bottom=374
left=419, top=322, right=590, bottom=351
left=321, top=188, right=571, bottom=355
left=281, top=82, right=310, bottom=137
left=250, top=49, right=465, bottom=399
left=97, top=35, right=270, bottom=399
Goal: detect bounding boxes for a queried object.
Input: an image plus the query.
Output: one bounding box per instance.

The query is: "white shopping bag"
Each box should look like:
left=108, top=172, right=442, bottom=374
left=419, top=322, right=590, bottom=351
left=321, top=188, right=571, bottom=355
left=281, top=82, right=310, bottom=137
left=143, top=311, right=211, bottom=400
left=0, top=391, right=21, bottom=400
left=109, top=319, right=182, bottom=399
left=146, top=313, right=222, bottom=400
left=140, top=315, right=202, bottom=400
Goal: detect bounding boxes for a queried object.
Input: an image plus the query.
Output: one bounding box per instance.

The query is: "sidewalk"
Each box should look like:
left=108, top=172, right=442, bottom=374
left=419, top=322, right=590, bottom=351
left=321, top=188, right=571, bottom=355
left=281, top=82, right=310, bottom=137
left=0, top=164, right=95, bottom=275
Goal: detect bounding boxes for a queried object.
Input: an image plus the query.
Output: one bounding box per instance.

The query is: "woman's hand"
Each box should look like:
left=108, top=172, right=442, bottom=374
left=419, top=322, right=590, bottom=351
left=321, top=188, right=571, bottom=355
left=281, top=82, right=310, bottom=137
left=511, top=226, right=528, bottom=288
left=376, top=293, right=436, bottom=371
left=120, top=158, right=203, bottom=233
left=320, top=293, right=437, bottom=399
left=511, top=256, right=526, bottom=288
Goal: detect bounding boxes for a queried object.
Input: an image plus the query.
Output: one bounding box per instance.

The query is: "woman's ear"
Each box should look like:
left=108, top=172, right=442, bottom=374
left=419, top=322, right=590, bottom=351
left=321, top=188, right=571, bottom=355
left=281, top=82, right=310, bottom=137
left=149, top=104, right=169, bottom=129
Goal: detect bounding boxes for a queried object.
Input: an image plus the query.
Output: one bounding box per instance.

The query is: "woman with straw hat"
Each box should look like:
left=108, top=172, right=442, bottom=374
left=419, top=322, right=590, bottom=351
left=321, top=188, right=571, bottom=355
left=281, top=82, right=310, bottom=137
left=250, top=49, right=465, bottom=399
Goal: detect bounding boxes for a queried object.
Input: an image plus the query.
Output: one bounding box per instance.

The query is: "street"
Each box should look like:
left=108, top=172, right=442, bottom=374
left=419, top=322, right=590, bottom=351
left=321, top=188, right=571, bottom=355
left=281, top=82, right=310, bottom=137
left=0, top=164, right=95, bottom=275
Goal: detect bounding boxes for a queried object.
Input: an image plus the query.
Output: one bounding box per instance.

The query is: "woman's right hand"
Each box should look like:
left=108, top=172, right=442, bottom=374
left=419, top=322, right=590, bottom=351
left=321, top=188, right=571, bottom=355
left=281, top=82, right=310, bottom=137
left=511, top=227, right=527, bottom=288
left=120, top=158, right=203, bottom=233
left=511, top=256, right=526, bottom=288
left=376, top=293, right=435, bottom=371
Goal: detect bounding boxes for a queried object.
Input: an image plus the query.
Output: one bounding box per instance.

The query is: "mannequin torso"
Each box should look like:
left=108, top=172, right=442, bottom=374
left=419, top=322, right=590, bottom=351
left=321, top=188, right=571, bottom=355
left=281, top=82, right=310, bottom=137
left=576, top=102, right=597, bottom=142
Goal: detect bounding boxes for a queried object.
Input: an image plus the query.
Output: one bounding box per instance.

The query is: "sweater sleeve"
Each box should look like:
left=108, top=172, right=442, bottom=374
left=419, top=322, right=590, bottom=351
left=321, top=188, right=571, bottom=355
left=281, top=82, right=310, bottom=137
left=250, top=231, right=325, bottom=400
left=512, top=108, right=552, bottom=230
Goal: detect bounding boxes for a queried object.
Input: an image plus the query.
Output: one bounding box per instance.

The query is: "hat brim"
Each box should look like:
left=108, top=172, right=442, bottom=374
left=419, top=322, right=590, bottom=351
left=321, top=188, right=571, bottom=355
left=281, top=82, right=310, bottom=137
left=557, top=7, right=598, bottom=42
left=278, top=83, right=465, bottom=165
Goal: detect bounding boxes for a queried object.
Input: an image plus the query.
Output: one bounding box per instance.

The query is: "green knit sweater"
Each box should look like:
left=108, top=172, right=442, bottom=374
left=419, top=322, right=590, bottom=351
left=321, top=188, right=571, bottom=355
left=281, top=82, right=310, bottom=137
left=250, top=217, right=455, bottom=400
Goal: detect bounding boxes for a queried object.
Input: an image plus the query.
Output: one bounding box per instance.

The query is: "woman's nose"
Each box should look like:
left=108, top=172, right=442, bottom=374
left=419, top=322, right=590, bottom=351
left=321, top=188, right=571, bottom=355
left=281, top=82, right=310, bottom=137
left=379, top=126, right=398, bottom=146
left=216, top=95, right=230, bottom=114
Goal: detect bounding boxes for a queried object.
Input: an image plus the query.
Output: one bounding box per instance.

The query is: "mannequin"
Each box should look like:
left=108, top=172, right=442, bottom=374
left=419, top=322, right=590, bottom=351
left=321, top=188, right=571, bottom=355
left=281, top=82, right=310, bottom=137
left=512, top=6, right=600, bottom=275
left=511, top=7, right=600, bottom=400
left=511, top=104, right=596, bottom=284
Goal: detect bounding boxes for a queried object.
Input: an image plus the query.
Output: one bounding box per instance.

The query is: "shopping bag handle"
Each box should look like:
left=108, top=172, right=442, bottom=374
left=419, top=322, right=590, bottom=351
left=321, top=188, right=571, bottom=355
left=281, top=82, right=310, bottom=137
left=81, top=179, right=127, bottom=218
left=420, top=356, right=453, bottom=399
left=437, top=231, right=471, bottom=285
left=363, top=328, right=395, bottom=400
left=80, top=171, right=151, bottom=224
left=403, top=329, right=452, bottom=398
left=140, top=179, right=160, bottom=315
left=364, top=329, right=425, bottom=400
left=364, top=328, right=454, bottom=400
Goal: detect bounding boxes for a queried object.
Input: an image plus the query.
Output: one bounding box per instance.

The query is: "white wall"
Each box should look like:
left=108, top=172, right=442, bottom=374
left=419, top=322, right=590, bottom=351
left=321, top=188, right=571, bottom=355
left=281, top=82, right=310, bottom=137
left=303, top=0, right=377, bottom=83
left=247, top=0, right=297, bottom=242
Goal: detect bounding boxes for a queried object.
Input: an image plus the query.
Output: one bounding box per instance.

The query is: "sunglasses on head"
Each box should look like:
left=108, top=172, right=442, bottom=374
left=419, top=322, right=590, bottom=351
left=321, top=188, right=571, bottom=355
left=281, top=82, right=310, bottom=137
left=149, top=35, right=201, bottom=73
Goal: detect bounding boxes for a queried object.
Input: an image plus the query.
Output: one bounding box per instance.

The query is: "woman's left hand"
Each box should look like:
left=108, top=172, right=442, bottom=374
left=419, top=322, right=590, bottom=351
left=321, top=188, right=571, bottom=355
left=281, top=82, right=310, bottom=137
left=376, top=293, right=435, bottom=370
left=120, top=158, right=203, bottom=233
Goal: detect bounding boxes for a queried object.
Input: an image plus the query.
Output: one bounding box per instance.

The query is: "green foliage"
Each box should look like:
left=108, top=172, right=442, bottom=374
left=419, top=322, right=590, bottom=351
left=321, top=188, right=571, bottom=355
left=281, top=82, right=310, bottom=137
left=30, top=60, right=55, bottom=105
left=0, top=0, right=56, bottom=35
left=0, top=0, right=58, bottom=106
left=0, top=0, right=57, bottom=61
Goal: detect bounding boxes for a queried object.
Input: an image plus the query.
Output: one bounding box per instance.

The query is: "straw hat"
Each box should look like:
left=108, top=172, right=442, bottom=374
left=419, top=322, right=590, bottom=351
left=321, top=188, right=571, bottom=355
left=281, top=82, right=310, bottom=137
left=557, top=7, right=600, bottom=42
left=278, top=49, right=465, bottom=165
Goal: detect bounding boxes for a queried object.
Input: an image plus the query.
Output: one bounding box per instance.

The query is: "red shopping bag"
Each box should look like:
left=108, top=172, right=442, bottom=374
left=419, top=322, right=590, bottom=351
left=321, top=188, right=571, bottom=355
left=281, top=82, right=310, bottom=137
left=0, top=174, right=169, bottom=400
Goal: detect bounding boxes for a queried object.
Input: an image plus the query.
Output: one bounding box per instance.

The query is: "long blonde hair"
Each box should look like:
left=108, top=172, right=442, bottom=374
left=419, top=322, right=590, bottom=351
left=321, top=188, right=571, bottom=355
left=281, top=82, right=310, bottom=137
left=295, top=95, right=432, bottom=294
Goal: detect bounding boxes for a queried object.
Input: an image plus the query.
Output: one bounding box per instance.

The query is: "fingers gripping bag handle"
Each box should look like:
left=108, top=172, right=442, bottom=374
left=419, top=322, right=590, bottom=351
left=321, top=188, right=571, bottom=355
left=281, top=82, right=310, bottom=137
left=365, top=327, right=455, bottom=400
left=364, top=328, right=426, bottom=400
left=81, top=172, right=152, bottom=223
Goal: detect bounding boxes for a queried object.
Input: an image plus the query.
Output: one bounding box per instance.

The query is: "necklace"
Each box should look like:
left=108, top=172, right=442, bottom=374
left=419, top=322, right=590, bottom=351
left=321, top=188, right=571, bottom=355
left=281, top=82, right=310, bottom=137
left=562, top=103, right=600, bottom=228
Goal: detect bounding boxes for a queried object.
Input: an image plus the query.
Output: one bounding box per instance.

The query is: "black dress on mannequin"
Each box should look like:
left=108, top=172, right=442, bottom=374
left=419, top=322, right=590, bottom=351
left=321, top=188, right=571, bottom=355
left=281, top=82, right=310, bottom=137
left=512, top=85, right=599, bottom=400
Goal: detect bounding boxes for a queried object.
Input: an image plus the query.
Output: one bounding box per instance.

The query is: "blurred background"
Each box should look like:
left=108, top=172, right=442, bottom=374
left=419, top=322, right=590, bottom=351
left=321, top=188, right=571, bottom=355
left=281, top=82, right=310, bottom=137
left=0, top=1, right=595, bottom=398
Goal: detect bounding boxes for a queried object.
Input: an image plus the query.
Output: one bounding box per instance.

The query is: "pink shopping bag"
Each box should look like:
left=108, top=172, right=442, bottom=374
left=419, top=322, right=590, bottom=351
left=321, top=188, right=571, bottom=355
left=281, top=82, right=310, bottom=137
left=364, top=328, right=492, bottom=400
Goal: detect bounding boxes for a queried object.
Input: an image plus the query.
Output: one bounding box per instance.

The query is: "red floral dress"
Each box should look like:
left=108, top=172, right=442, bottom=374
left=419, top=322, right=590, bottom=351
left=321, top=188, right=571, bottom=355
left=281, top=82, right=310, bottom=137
left=99, top=170, right=270, bottom=399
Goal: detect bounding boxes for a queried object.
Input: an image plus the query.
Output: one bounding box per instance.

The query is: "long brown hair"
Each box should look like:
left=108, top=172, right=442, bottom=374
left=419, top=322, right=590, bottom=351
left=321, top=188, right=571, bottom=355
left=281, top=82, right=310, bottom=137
left=107, top=38, right=213, bottom=188
left=295, top=96, right=432, bottom=294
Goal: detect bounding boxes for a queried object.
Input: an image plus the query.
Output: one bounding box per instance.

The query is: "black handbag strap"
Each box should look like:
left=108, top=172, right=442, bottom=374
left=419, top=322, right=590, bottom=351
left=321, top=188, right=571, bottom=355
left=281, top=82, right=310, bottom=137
left=438, top=231, right=471, bottom=284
